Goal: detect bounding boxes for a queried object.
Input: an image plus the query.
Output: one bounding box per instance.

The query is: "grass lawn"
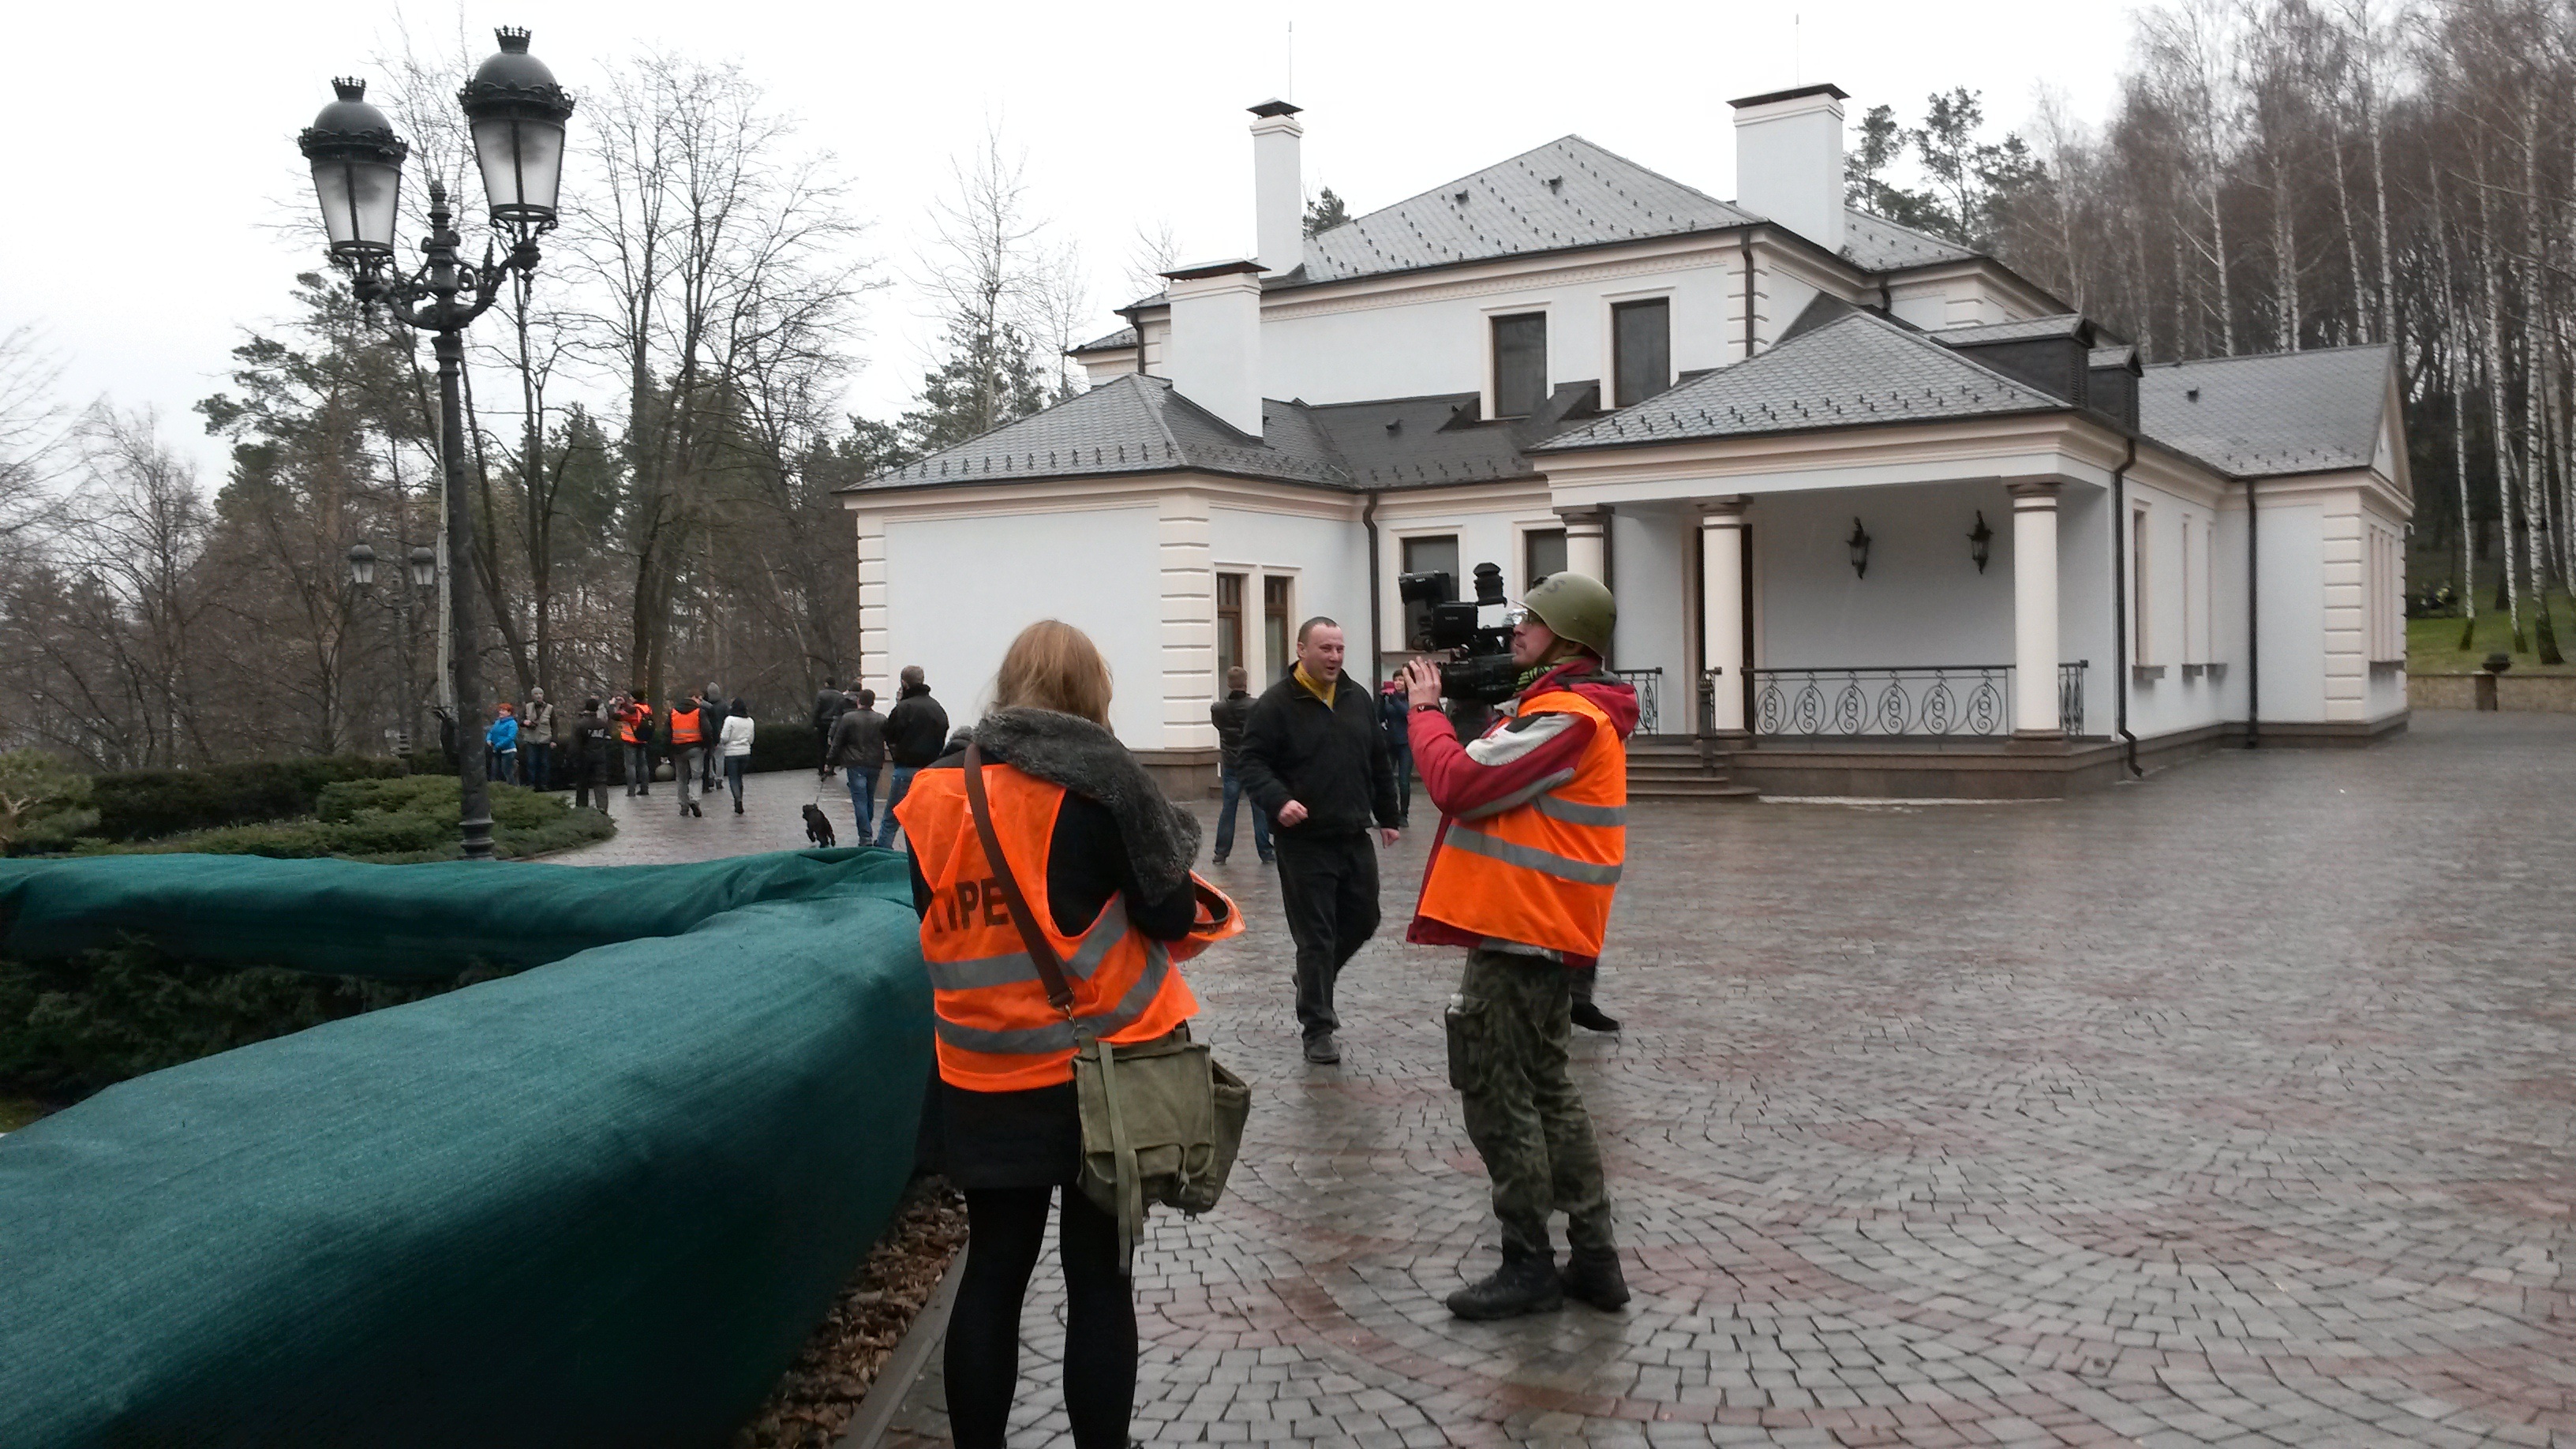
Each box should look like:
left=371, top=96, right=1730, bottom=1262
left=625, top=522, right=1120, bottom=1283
left=2408, top=592, right=2576, bottom=676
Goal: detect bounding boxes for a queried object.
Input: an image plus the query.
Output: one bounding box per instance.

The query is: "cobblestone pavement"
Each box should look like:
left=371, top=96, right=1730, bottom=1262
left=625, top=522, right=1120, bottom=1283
left=593, top=714, right=2576, bottom=1447
left=555, top=766, right=888, bottom=863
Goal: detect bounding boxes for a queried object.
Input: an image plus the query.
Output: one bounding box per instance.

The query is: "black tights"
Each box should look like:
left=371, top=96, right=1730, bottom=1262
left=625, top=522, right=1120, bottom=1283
left=945, top=1185, right=1135, bottom=1449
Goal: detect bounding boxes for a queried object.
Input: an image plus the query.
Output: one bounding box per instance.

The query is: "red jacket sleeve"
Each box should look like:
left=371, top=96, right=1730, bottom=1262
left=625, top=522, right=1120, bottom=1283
left=1406, top=705, right=1597, bottom=818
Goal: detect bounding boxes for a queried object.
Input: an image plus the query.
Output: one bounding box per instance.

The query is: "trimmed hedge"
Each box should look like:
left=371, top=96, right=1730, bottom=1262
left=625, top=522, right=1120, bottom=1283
left=92, top=757, right=408, bottom=842
left=92, top=777, right=612, bottom=863
left=0, top=942, right=509, bottom=1110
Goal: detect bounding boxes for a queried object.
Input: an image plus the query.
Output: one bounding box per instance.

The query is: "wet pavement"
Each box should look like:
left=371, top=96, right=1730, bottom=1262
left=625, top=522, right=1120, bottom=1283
left=579, top=713, right=2576, bottom=1447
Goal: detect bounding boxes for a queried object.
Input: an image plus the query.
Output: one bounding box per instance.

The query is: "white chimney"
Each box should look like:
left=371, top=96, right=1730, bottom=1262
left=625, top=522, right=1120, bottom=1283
left=1249, top=99, right=1305, bottom=275
left=1159, top=260, right=1267, bottom=437
left=1728, top=84, right=1847, bottom=256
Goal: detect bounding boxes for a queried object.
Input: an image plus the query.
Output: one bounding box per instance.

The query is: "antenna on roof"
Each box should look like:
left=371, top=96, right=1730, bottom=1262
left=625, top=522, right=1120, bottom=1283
left=1286, top=20, right=1295, bottom=99
left=1794, top=13, right=1802, bottom=84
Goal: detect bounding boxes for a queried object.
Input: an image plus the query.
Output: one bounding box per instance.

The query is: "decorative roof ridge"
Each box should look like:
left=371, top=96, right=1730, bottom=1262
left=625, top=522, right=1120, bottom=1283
left=2144, top=340, right=2396, bottom=372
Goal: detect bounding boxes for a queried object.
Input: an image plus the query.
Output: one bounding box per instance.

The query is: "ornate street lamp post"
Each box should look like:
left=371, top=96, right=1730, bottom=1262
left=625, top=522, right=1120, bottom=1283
left=298, top=30, right=573, bottom=859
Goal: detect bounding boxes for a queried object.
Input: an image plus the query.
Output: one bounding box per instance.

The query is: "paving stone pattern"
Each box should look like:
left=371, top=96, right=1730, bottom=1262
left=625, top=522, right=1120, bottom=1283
left=581, top=715, right=2576, bottom=1447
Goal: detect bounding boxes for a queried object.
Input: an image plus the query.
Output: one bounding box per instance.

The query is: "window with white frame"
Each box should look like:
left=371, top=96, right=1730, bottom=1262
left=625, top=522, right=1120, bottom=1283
left=1491, top=313, right=1548, bottom=418
left=1402, top=534, right=1461, bottom=584
left=2132, top=506, right=2151, bottom=664
left=1611, top=298, right=1671, bottom=408
left=1524, top=527, right=1567, bottom=589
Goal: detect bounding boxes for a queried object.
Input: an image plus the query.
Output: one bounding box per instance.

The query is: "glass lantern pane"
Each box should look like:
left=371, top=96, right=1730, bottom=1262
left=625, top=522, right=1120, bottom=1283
left=476, top=117, right=565, bottom=221
left=348, top=159, right=402, bottom=252
left=311, top=161, right=358, bottom=248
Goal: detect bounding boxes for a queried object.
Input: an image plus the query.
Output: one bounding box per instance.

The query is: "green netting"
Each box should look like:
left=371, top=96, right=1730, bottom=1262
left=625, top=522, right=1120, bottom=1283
left=0, top=848, right=899, bottom=979
left=0, top=848, right=934, bottom=1449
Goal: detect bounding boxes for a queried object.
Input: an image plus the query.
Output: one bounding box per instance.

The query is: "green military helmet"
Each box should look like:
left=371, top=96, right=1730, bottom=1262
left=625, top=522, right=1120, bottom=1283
left=1520, top=571, right=1616, bottom=655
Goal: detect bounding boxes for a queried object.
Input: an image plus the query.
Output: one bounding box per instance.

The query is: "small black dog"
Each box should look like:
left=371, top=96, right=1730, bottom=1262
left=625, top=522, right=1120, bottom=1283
left=802, top=803, right=837, bottom=848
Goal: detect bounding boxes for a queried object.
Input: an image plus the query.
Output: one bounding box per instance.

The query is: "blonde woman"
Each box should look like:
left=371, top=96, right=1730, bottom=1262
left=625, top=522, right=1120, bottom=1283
left=893, top=620, right=1238, bottom=1449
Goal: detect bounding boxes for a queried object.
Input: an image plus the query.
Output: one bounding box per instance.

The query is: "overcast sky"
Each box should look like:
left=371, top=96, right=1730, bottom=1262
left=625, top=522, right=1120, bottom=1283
left=2, top=0, right=2151, bottom=482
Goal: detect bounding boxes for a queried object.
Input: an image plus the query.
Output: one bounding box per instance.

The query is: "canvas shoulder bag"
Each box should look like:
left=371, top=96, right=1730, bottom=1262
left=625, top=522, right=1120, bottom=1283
left=962, top=743, right=1251, bottom=1274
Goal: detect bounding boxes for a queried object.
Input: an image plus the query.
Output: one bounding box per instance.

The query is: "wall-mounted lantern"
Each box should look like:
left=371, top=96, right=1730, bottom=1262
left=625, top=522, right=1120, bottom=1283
left=1968, top=511, right=1994, bottom=574
left=1847, top=518, right=1872, bottom=578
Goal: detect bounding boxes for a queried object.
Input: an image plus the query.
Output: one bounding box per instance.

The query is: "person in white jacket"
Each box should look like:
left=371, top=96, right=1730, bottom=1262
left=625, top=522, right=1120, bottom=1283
left=717, top=698, right=756, bottom=814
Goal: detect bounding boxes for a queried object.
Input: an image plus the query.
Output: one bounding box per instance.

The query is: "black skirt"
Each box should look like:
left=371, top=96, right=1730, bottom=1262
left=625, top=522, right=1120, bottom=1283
left=913, top=1072, right=1080, bottom=1189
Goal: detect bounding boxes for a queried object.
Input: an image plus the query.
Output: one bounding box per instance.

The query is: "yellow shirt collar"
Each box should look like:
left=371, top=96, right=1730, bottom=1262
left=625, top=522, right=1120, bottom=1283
left=1292, top=664, right=1337, bottom=706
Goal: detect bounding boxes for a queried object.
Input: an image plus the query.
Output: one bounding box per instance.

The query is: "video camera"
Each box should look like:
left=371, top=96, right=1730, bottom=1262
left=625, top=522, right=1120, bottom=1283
left=1397, top=561, right=1522, bottom=706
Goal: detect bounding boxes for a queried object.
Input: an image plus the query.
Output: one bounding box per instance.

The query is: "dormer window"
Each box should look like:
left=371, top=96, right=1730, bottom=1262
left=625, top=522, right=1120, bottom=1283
left=1492, top=313, right=1548, bottom=419
left=1612, top=298, right=1672, bottom=408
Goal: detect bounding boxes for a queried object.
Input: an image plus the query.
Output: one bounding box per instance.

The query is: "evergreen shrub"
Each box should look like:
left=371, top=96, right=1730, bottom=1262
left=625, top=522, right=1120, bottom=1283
left=92, top=758, right=409, bottom=842
left=0, top=942, right=510, bottom=1109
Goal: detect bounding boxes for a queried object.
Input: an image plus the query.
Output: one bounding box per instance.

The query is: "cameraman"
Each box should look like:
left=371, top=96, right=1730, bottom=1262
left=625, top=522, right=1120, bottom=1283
left=1395, top=571, right=1637, bottom=1322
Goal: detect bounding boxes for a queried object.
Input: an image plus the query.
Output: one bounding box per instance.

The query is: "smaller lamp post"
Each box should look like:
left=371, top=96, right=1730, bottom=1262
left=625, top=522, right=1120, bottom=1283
left=1968, top=511, right=1994, bottom=574
left=346, top=541, right=378, bottom=589
left=407, top=546, right=438, bottom=590
left=1847, top=518, right=1873, bottom=579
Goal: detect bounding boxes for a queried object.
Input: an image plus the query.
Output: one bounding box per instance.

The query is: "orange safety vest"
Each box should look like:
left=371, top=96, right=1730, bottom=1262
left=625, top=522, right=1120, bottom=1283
left=668, top=706, right=703, bottom=745
left=619, top=704, right=652, bottom=745
left=1414, top=687, right=1627, bottom=957
left=895, top=762, right=1240, bottom=1091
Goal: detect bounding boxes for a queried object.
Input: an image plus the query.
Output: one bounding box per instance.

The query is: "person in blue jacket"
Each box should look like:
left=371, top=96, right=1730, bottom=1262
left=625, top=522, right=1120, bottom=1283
left=485, top=702, right=520, bottom=787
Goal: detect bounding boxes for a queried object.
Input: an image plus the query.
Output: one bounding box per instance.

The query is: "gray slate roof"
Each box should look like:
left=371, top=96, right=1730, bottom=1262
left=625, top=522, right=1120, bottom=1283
left=844, top=374, right=1582, bottom=494
left=1840, top=212, right=1979, bottom=271
left=1069, top=326, right=1136, bottom=355
left=1934, top=315, right=2089, bottom=345
left=1297, top=137, right=1760, bottom=284
left=1532, top=310, right=2065, bottom=451
left=2138, top=346, right=2393, bottom=477
left=848, top=373, right=1346, bottom=491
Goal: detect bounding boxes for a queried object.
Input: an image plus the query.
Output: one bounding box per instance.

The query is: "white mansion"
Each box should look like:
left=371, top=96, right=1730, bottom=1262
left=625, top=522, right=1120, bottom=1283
left=841, top=84, right=2410, bottom=798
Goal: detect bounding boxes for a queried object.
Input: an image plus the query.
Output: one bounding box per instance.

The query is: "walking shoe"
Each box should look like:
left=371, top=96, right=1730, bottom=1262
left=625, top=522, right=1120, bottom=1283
left=1211, top=853, right=1228, bottom=865
left=1303, top=1033, right=1341, bottom=1065
left=1558, top=1248, right=1631, bottom=1311
left=1445, top=1252, right=1563, bottom=1320
left=1571, top=1002, right=1622, bottom=1033
left=1259, top=853, right=1276, bottom=865
left=734, top=801, right=743, bottom=814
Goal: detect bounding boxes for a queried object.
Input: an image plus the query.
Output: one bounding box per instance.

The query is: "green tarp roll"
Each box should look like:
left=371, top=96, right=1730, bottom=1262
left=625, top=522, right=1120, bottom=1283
left=0, top=849, right=902, bottom=979
left=0, top=848, right=934, bottom=1448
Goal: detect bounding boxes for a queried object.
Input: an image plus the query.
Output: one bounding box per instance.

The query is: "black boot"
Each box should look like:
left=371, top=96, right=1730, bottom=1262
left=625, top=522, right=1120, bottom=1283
left=1571, top=1001, right=1621, bottom=1033
left=1444, top=1251, right=1563, bottom=1321
left=1559, top=1248, right=1631, bottom=1310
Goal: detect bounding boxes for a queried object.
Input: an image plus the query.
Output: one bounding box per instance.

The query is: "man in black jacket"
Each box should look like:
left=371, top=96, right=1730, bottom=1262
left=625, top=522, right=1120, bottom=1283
left=877, top=666, right=950, bottom=848
left=829, top=688, right=889, bottom=839
left=813, top=678, right=853, bottom=777
left=1236, top=617, right=1401, bottom=1065
left=1208, top=666, right=1272, bottom=866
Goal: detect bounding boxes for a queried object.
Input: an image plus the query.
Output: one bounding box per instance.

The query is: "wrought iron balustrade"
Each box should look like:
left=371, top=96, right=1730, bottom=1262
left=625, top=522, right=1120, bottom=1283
left=1612, top=668, right=1661, bottom=733
left=1748, top=662, right=2094, bottom=736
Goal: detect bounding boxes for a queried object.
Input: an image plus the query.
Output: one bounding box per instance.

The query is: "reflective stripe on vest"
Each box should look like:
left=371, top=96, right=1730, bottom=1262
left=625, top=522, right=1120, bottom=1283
left=1414, top=687, right=1627, bottom=957
left=669, top=708, right=702, bottom=744
left=894, top=760, right=1216, bottom=1092
left=1444, top=824, right=1623, bottom=884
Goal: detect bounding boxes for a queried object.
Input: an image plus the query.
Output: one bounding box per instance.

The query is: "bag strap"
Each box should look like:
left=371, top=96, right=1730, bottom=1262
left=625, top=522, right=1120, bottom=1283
left=961, top=740, right=1077, bottom=1020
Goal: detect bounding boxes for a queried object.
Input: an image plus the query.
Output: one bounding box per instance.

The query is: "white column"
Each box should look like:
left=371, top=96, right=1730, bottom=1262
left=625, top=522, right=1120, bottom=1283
left=1698, top=498, right=1749, bottom=736
left=1559, top=507, right=1610, bottom=581
left=2009, top=481, right=2063, bottom=736
left=1158, top=492, right=1217, bottom=751
left=851, top=512, right=888, bottom=700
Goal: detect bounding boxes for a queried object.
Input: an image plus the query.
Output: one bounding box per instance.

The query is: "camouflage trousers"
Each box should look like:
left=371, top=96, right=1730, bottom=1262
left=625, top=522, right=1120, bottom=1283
left=1448, top=947, right=1616, bottom=1259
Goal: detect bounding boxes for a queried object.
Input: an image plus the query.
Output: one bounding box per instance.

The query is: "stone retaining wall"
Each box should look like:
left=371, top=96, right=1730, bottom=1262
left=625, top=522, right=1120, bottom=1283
left=2413, top=673, right=2576, bottom=711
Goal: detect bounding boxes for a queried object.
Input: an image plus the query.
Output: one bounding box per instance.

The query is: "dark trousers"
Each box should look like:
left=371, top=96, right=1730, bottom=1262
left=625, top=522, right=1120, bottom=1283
left=702, top=742, right=720, bottom=790
left=876, top=765, right=919, bottom=848
left=845, top=766, right=879, bottom=839
left=1212, top=763, right=1271, bottom=861
left=524, top=742, right=552, bottom=792
left=816, top=722, right=835, bottom=774
left=623, top=742, right=651, bottom=795
left=947, top=1185, right=1134, bottom=1449
left=1275, top=831, right=1380, bottom=1042
left=572, top=757, right=605, bottom=811
left=1452, top=947, right=1615, bottom=1260
left=724, top=755, right=747, bottom=807
left=1390, top=752, right=1413, bottom=823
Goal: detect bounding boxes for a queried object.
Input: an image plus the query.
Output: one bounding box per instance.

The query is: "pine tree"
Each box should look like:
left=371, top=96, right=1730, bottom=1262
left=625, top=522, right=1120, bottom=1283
left=1305, top=187, right=1351, bottom=237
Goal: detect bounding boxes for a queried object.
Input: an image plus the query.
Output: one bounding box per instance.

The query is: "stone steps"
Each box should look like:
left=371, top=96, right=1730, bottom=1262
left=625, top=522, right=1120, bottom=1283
left=1625, top=736, right=1761, bottom=802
